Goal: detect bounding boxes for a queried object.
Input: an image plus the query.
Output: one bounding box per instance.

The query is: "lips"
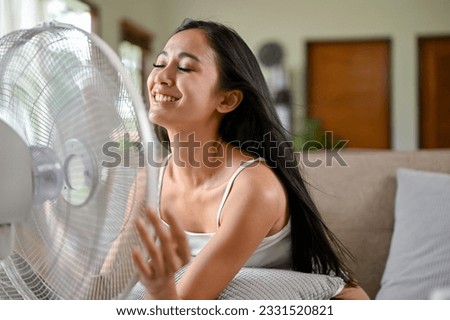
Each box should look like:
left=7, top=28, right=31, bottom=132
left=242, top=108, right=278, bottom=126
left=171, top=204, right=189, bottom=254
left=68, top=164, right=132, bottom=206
left=153, top=93, right=179, bottom=102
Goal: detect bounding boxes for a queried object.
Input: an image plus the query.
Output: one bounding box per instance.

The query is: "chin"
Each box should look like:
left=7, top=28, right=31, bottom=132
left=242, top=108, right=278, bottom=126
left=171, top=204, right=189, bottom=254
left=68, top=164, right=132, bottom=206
left=148, top=112, right=161, bottom=125
left=148, top=110, right=171, bottom=128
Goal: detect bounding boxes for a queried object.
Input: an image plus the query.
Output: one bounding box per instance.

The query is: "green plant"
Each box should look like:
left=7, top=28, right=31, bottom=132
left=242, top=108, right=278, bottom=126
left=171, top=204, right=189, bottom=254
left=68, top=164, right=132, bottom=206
left=293, top=118, right=347, bottom=151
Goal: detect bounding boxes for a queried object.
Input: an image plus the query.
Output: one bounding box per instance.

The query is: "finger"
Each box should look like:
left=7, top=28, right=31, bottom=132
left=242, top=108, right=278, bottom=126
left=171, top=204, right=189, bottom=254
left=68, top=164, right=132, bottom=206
left=165, top=211, right=191, bottom=265
left=132, top=247, right=153, bottom=280
left=145, top=209, right=178, bottom=273
left=135, top=218, right=164, bottom=275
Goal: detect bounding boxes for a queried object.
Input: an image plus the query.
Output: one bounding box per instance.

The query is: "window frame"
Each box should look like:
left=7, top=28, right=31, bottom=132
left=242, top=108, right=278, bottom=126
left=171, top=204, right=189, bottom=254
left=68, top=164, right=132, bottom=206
left=119, top=18, right=154, bottom=108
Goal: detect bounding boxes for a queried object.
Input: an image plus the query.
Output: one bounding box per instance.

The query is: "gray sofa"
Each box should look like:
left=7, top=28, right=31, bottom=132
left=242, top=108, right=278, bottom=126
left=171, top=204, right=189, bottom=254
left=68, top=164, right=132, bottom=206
left=303, top=149, right=450, bottom=299
left=129, top=149, right=450, bottom=300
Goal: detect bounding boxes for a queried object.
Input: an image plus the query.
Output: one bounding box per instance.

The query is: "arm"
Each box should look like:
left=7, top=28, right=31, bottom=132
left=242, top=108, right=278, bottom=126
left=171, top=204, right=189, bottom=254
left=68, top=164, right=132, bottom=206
left=333, top=285, right=370, bottom=300
left=177, top=166, right=287, bottom=299
left=133, top=163, right=287, bottom=299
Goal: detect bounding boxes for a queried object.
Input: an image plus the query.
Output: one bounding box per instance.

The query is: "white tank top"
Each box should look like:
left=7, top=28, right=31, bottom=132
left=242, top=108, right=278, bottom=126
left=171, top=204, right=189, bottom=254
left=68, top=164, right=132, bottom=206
left=157, top=155, right=292, bottom=268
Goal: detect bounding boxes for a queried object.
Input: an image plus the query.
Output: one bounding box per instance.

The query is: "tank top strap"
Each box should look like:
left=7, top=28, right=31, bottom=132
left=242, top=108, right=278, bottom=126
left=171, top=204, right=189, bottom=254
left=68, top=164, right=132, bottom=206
left=157, top=155, right=265, bottom=225
left=215, top=157, right=265, bottom=227
left=156, top=154, right=171, bottom=218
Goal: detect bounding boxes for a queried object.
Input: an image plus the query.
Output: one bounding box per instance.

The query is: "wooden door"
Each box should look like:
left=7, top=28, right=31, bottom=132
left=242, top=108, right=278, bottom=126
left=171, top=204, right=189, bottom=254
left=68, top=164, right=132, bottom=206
left=419, top=36, right=450, bottom=148
left=307, top=40, right=391, bottom=149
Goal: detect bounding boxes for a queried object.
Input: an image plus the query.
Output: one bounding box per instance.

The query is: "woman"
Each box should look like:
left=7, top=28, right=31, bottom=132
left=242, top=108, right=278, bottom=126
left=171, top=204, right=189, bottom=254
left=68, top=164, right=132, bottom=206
left=132, top=19, right=369, bottom=300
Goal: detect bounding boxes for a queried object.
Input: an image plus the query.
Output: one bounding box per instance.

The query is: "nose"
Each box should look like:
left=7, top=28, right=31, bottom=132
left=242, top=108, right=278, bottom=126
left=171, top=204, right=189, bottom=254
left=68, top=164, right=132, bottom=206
left=153, top=66, right=175, bottom=87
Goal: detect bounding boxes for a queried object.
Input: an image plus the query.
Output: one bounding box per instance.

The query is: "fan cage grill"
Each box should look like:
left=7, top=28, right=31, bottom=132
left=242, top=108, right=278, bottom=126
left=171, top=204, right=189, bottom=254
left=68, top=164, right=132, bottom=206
left=0, top=23, right=153, bottom=299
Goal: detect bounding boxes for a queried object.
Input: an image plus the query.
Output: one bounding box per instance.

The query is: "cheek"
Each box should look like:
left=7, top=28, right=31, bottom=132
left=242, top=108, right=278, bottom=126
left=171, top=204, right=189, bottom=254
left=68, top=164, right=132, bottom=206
left=146, top=72, right=156, bottom=91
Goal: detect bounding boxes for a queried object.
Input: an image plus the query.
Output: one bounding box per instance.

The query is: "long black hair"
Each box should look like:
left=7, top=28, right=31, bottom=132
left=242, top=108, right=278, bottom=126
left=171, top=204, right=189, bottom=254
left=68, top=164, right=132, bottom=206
left=154, top=19, right=357, bottom=286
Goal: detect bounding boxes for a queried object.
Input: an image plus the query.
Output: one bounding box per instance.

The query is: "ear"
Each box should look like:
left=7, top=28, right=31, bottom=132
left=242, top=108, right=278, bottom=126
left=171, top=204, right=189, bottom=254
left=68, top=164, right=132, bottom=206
left=216, top=90, right=243, bottom=114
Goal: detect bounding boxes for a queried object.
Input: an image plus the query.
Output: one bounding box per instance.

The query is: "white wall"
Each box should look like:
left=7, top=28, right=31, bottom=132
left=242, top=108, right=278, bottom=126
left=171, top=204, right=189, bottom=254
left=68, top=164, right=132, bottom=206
left=89, top=0, right=450, bottom=150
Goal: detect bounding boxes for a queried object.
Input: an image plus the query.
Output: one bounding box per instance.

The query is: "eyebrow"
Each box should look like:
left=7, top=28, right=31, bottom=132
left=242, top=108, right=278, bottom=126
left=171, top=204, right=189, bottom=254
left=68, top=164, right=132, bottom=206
left=157, top=51, right=201, bottom=62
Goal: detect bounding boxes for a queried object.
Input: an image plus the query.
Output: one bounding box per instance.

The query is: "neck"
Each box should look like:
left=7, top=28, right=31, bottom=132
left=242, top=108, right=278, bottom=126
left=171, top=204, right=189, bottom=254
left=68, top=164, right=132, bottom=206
left=167, top=130, right=229, bottom=187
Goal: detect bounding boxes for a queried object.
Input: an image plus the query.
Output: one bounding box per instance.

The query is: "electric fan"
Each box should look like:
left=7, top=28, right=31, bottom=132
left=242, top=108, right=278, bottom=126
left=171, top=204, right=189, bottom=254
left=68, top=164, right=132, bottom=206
left=0, top=22, right=158, bottom=299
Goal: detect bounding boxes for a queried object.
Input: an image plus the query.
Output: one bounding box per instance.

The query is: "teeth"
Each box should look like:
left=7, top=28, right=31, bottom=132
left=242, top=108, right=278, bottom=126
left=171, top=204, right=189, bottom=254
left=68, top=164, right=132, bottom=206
left=155, top=93, right=177, bottom=102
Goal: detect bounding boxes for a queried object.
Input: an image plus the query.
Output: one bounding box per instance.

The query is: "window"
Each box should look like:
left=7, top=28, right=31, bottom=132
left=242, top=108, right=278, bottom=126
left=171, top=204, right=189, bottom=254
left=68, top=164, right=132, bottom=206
left=44, top=0, right=99, bottom=34
left=0, top=0, right=99, bottom=36
left=0, top=0, right=43, bottom=36
left=119, top=41, right=143, bottom=97
left=119, top=18, right=154, bottom=108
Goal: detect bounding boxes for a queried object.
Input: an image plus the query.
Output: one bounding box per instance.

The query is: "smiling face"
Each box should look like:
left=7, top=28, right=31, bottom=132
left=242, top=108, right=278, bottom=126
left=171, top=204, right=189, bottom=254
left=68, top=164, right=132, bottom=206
left=147, top=28, right=225, bottom=134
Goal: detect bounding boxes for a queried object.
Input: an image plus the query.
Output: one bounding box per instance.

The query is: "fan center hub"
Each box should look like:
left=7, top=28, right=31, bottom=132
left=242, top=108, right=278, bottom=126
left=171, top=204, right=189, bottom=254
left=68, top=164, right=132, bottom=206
left=61, top=139, right=96, bottom=206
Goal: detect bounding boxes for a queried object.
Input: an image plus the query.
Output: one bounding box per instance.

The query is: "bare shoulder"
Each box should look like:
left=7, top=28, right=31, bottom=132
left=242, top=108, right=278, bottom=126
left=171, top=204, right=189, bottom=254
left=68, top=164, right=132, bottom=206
left=224, top=147, right=283, bottom=196
left=220, top=159, right=288, bottom=227
left=234, top=160, right=284, bottom=197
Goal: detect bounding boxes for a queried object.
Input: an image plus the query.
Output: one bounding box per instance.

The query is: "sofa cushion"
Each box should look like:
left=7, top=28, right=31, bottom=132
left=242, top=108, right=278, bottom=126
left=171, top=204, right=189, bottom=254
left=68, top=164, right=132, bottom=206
left=376, top=168, right=450, bottom=299
left=128, top=267, right=344, bottom=300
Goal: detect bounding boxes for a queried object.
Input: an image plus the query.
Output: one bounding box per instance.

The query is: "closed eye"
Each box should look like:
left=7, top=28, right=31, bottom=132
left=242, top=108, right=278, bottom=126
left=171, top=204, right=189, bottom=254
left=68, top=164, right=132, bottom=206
left=152, top=63, right=193, bottom=73
left=178, top=67, right=193, bottom=73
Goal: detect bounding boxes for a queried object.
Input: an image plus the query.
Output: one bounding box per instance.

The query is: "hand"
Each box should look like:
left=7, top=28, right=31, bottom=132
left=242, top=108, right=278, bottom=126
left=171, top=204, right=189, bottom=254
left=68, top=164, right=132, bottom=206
left=132, top=208, right=191, bottom=299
